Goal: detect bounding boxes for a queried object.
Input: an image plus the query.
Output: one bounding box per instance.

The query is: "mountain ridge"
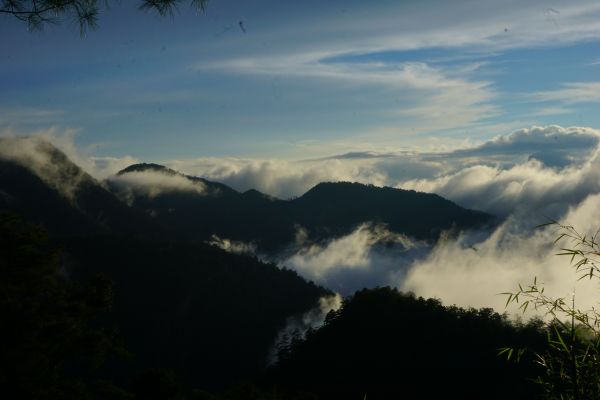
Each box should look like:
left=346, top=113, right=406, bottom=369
left=110, top=163, right=497, bottom=251
left=0, top=141, right=497, bottom=250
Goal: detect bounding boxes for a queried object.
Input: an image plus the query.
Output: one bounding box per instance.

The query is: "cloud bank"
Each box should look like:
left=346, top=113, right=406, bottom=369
left=401, top=193, right=600, bottom=314
left=400, top=126, right=600, bottom=218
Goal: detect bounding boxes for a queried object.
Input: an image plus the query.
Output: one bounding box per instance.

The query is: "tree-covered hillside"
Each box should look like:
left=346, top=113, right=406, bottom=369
left=264, top=287, right=547, bottom=400
left=63, top=236, right=330, bottom=391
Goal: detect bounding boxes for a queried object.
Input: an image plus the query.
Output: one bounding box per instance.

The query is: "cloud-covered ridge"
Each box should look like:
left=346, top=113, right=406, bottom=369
left=0, top=136, right=94, bottom=203
left=167, top=126, right=600, bottom=220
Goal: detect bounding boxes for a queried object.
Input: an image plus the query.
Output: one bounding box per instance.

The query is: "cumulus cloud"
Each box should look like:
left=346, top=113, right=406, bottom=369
left=440, top=125, right=600, bottom=168
left=400, top=127, right=600, bottom=218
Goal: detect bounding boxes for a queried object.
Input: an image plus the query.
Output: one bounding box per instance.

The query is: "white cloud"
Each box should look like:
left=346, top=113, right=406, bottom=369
left=166, top=157, right=389, bottom=199
left=108, top=169, right=207, bottom=203
left=199, top=58, right=498, bottom=132
left=0, top=127, right=140, bottom=180
left=278, top=224, right=429, bottom=295
left=400, top=127, right=600, bottom=218
left=531, top=82, right=600, bottom=104
left=202, top=0, right=600, bottom=62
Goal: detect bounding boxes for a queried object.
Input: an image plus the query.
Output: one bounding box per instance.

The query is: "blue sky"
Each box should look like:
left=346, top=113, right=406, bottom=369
left=3, top=0, right=600, bottom=160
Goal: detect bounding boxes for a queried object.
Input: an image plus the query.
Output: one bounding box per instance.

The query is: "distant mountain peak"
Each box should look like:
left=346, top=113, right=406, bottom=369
left=242, top=188, right=278, bottom=201
left=110, top=163, right=240, bottom=200
left=117, top=163, right=176, bottom=176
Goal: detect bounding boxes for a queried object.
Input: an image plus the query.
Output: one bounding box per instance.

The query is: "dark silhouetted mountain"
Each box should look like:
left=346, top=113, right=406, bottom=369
left=117, top=162, right=173, bottom=175
left=291, top=181, right=493, bottom=239
left=265, top=287, right=546, bottom=400
left=108, top=164, right=496, bottom=252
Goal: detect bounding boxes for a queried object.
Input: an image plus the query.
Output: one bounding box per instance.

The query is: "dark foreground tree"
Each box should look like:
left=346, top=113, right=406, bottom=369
left=0, top=0, right=208, bottom=34
left=0, top=212, right=123, bottom=399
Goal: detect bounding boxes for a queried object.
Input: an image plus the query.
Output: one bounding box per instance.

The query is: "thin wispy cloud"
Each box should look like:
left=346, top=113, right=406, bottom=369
left=4, top=1, right=600, bottom=156
left=529, top=107, right=574, bottom=117
left=530, top=82, right=600, bottom=104
left=198, top=58, right=499, bottom=132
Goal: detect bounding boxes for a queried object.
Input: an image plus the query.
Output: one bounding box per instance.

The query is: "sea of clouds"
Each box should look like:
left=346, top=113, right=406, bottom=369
left=3, top=125, right=600, bottom=317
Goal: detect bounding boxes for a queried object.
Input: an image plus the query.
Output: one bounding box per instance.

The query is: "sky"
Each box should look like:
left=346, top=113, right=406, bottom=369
left=3, top=0, right=600, bottom=161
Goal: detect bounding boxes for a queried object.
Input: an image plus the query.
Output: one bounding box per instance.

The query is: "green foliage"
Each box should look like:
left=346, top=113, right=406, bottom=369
left=0, top=212, right=123, bottom=399
left=503, top=222, right=600, bottom=400
left=0, top=0, right=209, bottom=34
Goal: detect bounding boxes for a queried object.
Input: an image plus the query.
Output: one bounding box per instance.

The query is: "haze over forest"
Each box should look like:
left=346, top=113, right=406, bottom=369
left=3, top=1, right=600, bottom=399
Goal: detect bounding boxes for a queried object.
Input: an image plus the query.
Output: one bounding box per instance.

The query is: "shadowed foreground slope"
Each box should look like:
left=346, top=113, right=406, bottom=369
left=64, top=236, right=330, bottom=390
left=264, top=287, right=546, bottom=400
